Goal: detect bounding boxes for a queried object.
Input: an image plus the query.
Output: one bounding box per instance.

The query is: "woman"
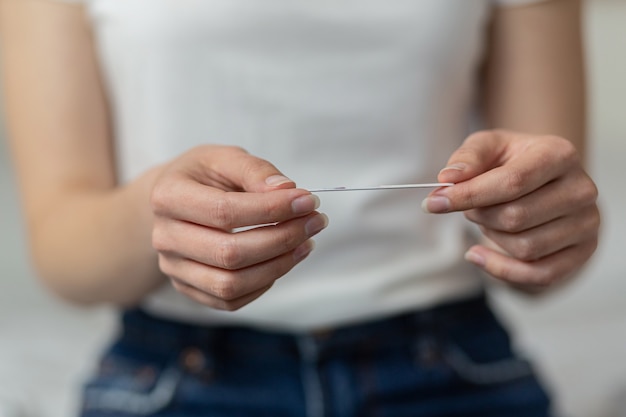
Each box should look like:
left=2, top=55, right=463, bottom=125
left=0, top=0, right=599, bottom=416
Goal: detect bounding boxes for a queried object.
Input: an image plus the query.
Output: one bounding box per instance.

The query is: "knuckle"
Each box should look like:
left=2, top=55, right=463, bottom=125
left=504, top=169, right=527, bottom=196
left=274, top=226, right=302, bottom=253
left=578, top=177, right=599, bottom=205
left=258, top=199, right=282, bottom=222
left=589, top=208, right=602, bottom=233
left=539, top=135, right=580, bottom=169
left=572, top=206, right=601, bottom=245
left=210, top=274, right=240, bottom=301
left=215, top=239, right=243, bottom=270
left=212, top=197, right=235, bottom=229
left=242, top=156, right=275, bottom=181
left=157, top=254, right=174, bottom=277
left=579, top=206, right=601, bottom=238
left=455, top=184, right=478, bottom=210
left=285, top=233, right=303, bottom=253
left=150, top=181, right=172, bottom=216
left=499, top=204, right=529, bottom=232
left=552, top=136, right=579, bottom=164
left=151, top=226, right=171, bottom=252
left=511, top=236, right=539, bottom=262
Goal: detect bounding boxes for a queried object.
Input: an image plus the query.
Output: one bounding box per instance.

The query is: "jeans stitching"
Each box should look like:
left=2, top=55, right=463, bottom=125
left=443, top=345, right=533, bottom=385
left=83, top=364, right=182, bottom=415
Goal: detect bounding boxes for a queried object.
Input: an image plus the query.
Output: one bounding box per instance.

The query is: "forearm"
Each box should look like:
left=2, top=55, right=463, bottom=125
left=28, top=166, right=167, bottom=306
left=484, top=0, right=586, bottom=157
left=0, top=0, right=161, bottom=304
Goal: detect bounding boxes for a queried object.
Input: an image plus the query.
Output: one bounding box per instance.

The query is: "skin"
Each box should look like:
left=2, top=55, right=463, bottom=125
left=0, top=0, right=599, bottom=309
left=0, top=0, right=324, bottom=309
left=424, top=0, right=599, bottom=291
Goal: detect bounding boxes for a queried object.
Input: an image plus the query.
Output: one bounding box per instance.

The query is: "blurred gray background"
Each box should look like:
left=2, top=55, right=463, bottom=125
left=1, top=1, right=625, bottom=416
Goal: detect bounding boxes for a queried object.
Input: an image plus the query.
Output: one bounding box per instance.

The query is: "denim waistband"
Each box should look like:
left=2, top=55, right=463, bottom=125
left=84, top=291, right=552, bottom=417
left=115, top=292, right=490, bottom=359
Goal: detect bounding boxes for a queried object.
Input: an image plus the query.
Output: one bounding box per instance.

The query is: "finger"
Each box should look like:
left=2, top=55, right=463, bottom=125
left=160, top=240, right=316, bottom=307
left=464, top=168, right=598, bottom=232
left=424, top=131, right=579, bottom=213
left=152, top=178, right=321, bottom=229
left=187, top=145, right=296, bottom=193
left=464, top=239, right=598, bottom=288
left=153, top=212, right=328, bottom=269
left=171, top=278, right=273, bottom=311
left=479, top=204, right=600, bottom=262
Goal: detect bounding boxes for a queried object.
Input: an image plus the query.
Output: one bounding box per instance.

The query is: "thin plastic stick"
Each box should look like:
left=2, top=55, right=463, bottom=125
left=309, top=183, right=454, bottom=192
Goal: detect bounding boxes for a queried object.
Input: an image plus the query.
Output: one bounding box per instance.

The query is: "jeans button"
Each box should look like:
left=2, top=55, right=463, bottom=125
left=180, top=347, right=205, bottom=371
left=180, top=347, right=215, bottom=382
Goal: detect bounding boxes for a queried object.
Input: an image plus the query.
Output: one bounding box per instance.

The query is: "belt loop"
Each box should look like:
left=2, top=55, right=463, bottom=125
left=296, top=335, right=325, bottom=417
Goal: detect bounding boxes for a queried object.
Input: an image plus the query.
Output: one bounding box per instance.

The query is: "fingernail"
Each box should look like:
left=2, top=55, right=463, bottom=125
left=421, top=196, right=450, bottom=213
left=292, top=195, right=320, bottom=214
left=464, top=250, right=486, bottom=267
left=439, top=163, right=466, bottom=175
left=266, top=175, right=293, bottom=187
left=294, top=240, right=315, bottom=262
left=305, top=213, right=329, bottom=236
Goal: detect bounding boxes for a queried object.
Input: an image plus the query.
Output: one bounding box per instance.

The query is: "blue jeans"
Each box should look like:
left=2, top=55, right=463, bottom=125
left=79, top=293, right=552, bottom=417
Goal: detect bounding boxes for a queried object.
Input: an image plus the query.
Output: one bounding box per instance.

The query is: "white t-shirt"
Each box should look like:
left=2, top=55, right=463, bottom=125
left=61, top=0, right=548, bottom=330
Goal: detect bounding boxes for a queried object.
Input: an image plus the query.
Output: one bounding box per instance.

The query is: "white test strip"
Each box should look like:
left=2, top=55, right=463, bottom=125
left=309, top=183, right=454, bottom=193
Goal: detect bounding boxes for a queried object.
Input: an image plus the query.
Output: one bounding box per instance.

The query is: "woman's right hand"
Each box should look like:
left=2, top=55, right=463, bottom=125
left=150, top=145, right=328, bottom=311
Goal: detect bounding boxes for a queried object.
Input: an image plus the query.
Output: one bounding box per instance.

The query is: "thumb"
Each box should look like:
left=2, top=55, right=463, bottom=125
left=437, top=130, right=508, bottom=184
left=422, top=131, right=512, bottom=213
left=196, top=146, right=296, bottom=193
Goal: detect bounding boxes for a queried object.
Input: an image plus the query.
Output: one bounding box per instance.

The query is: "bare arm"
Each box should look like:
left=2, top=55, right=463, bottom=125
left=483, top=0, right=586, bottom=155
left=0, top=0, right=165, bottom=305
left=0, top=0, right=323, bottom=309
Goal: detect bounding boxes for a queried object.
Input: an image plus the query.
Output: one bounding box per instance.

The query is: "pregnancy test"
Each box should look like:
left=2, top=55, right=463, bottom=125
left=309, top=183, right=454, bottom=193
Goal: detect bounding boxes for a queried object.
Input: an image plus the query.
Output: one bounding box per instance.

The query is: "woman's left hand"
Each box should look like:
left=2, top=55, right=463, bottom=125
left=422, top=130, right=600, bottom=292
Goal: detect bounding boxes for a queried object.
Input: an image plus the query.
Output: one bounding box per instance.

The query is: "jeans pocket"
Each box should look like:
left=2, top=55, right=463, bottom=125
left=81, top=353, right=182, bottom=416
left=442, top=343, right=534, bottom=385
